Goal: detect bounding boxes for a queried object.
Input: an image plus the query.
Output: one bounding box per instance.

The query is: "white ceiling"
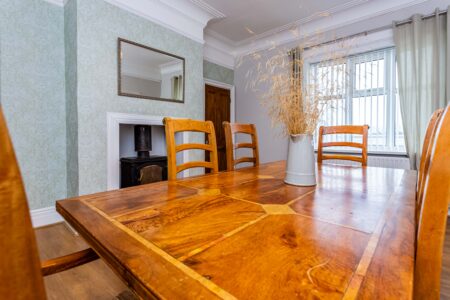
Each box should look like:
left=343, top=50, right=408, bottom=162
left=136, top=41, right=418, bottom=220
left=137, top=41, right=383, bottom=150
left=203, top=0, right=369, bottom=44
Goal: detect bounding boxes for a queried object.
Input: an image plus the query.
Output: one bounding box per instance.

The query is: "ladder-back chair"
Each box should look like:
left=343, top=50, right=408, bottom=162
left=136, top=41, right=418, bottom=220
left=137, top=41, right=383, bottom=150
left=163, top=117, right=218, bottom=180
left=414, top=105, right=450, bottom=299
left=416, top=108, right=444, bottom=223
left=223, top=122, right=259, bottom=171
left=317, top=125, right=369, bottom=166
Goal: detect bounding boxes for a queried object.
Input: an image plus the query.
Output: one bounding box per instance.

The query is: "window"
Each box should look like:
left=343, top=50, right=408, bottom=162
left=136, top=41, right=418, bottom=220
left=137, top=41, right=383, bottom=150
left=309, top=47, right=406, bottom=154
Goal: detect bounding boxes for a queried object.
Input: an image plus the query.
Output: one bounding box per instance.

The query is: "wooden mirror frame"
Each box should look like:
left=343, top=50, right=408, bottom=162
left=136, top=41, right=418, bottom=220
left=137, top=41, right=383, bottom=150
left=117, top=38, right=186, bottom=103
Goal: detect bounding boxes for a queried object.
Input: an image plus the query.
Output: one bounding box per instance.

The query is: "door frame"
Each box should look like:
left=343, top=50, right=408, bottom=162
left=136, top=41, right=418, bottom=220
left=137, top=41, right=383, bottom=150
left=204, top=78, right=235, bottom=123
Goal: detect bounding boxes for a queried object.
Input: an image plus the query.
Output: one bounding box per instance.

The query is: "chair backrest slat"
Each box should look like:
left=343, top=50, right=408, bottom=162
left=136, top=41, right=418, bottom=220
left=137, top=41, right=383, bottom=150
left=223, top=122, right=259, bottom=171
left=175, top=143, right=212, bottom=152
left=0, top=107, right=47, bottom=299
left=164, top=118, right=218, bottom=180
left=317, top=125, right=369, bottom=166
left=415, top=105, right=450, bottom=299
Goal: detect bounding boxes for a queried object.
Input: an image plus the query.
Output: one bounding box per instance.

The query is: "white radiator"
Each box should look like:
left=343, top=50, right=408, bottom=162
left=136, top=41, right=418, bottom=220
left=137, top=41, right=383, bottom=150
left=317, top=154, right=410, bottom=170
left=367, top=156, right=410, bottom=169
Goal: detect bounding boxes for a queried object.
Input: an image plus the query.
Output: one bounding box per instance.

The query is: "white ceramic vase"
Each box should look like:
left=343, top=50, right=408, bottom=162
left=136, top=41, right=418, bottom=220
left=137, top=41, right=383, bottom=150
left=284, top=134, right=317, bottom=186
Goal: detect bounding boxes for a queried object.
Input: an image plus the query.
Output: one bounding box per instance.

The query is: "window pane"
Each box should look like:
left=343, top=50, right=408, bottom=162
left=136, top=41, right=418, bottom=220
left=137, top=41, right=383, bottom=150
left=314, top=63, right=346, bottom=97
left=352, top=96, right=387, bottom=150
left=355, top=59, right=385, bottom=90
left=310, top=47, right=406, bottom=154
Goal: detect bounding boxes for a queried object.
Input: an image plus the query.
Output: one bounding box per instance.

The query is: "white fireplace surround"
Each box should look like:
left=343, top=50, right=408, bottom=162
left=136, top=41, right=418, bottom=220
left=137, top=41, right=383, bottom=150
left=106, top=112, right=189, bottom=190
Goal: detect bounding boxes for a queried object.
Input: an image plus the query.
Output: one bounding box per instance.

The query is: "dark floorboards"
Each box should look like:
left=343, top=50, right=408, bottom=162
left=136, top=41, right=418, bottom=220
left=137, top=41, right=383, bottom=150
left=35, top=223, right=128, bottom=300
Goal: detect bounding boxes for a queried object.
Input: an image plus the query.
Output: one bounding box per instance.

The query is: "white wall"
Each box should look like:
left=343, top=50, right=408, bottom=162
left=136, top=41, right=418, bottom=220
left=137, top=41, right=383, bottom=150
left=235, top=47, right=289, bottom=163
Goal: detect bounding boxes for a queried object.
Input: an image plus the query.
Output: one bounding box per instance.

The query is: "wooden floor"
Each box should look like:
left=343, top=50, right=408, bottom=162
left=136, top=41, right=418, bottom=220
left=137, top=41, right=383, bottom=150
left=36, top=221, right=450, bottom=299
left=36, top=223, right=128, bottom=300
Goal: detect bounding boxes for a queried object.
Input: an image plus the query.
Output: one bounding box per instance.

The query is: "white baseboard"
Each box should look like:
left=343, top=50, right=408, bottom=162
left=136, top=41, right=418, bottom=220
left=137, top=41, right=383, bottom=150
left=30, top=206, right=63, bottom=228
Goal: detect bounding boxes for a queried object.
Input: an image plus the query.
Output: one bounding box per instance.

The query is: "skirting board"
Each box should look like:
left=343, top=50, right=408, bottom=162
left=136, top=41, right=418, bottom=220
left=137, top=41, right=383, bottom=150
left=30, top=206, right=63, bottom=228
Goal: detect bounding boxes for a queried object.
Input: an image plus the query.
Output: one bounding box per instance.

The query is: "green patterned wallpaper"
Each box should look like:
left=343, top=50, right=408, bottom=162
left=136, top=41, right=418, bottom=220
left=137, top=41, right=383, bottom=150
left=0, top=0, right=206, bottom=208
left=0, top=0, right=67, bottom=209
left=72, top=0, right=205, bottom=195
left=204, top=60, right=234, bottom=85
left=65, top=0, right=79, bottom=197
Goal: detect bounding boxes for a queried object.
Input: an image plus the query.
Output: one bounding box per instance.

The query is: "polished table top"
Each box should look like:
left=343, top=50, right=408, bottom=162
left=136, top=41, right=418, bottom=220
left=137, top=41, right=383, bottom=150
left=57, top=161, right=416, bottom=299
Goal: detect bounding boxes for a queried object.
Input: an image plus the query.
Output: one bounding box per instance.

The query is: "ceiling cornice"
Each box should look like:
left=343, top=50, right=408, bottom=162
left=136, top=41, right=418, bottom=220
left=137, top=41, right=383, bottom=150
left=44, top=0, right=225, bottom=44
left=203, top=0, right=430, bottom=68
left=233, top=0, right=369, bottom=47
left=102, top=0, right=221, bottom=44
left=43, top=0, right=432, bottom=70
left=203, top=33, right=235, bottom=69
left=190, top=0, right=226, bottom=18
left=235, top=0, right=429, bottom=57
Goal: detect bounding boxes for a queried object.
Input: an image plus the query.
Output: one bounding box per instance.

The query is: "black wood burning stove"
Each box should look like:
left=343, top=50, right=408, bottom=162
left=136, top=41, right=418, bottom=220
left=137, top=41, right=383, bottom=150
left=120, top=125, right=167, bottom=188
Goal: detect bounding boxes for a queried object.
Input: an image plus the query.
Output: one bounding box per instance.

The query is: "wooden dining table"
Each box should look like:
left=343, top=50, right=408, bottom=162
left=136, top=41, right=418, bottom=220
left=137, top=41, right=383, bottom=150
left=57, top=161, right=417, bottom=299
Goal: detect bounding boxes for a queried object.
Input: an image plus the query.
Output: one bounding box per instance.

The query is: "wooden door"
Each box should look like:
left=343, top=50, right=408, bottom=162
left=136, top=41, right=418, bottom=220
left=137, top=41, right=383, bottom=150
left=205, top=84, right=230, bottom=171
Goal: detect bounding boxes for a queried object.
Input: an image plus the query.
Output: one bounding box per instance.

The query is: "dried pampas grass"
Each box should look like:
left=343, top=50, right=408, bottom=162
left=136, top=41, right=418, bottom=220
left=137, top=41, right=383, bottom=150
left=243, top=33, right=351, bottom=136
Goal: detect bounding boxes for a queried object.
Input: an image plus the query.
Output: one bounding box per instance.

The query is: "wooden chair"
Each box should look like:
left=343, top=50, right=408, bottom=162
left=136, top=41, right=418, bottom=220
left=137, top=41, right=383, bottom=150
left=416, top=108, right=444, bottom=223
left=317, top=125, right=369, bottom=166
left=223, top=122, right=260, bottom=171
left=0, top=107, right=99, bottom=299
left=163, top=117, right=218, bottom=180
left=415, top=105, right=450, bottom=299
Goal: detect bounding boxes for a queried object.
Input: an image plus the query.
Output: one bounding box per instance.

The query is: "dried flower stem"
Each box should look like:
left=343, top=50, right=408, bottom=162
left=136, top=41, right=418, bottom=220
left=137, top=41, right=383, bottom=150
left=244, top=37, right=351, bottom=136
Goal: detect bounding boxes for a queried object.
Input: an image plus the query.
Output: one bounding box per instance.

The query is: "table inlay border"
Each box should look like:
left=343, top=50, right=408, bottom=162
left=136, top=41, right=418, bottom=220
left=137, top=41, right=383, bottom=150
left=285, top=189, right=316, bottom=205
left=80, top=198, right=237, bottom=300
left=57, top=162, right=416, bottom=299
left=343, top=171, right=414, bottom=298
left=178, top=214, right=269, bottom=262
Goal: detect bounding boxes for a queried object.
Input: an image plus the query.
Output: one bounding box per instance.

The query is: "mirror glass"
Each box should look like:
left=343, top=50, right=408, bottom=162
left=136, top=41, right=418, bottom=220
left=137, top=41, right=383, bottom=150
left=118, top=39, right=185, bottom=102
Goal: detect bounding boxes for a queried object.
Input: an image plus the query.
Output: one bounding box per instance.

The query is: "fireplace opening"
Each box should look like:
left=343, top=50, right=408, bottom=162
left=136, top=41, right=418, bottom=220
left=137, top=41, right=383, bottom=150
left=120, top=124, right=167, bottom=188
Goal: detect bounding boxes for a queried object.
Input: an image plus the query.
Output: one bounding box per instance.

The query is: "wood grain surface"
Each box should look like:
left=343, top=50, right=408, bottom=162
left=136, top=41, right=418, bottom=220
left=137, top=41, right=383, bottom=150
left=57, top=161, right=416, bottom=299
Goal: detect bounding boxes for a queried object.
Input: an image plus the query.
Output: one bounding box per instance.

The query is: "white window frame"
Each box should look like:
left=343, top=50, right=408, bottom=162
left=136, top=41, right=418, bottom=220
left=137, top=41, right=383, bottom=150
left=308, top=47, right=406, bottom=155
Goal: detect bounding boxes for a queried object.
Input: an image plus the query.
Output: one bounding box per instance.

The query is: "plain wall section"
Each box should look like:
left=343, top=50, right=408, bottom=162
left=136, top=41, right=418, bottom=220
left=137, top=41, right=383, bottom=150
left=234, top=51, right=288, bottom=164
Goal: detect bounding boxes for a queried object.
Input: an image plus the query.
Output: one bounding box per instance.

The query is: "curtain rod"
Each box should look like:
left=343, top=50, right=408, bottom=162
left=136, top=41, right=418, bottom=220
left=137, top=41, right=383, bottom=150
left=301, top=9, right=447, bottom=51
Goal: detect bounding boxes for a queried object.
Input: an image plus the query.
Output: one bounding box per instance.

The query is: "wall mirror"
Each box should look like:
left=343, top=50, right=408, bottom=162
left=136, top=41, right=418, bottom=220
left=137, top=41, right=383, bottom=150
left=118, top=38, right=185, bottom=103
